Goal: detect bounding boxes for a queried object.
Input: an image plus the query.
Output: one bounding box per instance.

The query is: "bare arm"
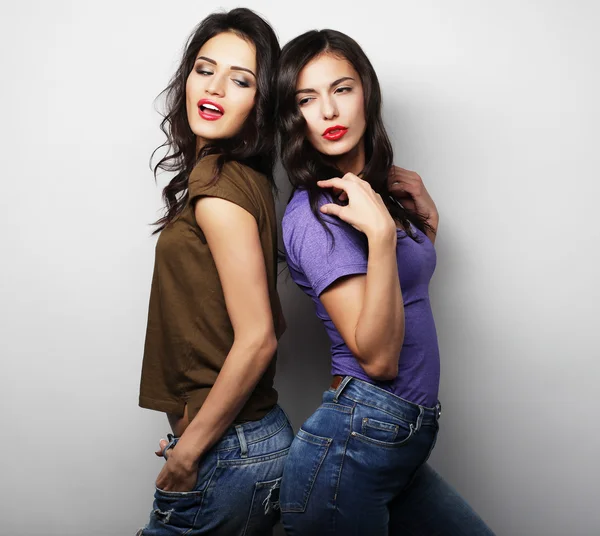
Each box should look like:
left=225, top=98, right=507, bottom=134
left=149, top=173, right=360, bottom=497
left=156, top=196, right=277, bottom=491
left=318, top=174, right=404, bottom=381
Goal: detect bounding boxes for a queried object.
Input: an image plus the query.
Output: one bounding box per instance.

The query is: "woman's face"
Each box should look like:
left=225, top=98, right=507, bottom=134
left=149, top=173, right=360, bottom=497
left=186, top=32, right=257, bottom=143
left=296, top=53, right=366, bottom=158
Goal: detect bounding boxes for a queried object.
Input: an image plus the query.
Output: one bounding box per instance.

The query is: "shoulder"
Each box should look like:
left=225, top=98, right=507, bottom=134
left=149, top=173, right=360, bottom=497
left=282, top=189, right=363, bottom=258
left=282, top=189, right=368, bottom=291
left=282, top=189, right=330, bottom=231
left=189, top=154, right=261, bottom=189
left=189, top=155, right=269, bottom=221
left=283, top=190, right=320, bottom=243
left=282, top=189, right=310, bottom=228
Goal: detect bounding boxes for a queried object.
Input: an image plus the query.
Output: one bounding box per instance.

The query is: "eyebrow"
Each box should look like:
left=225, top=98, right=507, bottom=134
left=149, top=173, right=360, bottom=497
left=295, top=76, right=355, bottom=96
left=196, top=56, right=256, bottom=79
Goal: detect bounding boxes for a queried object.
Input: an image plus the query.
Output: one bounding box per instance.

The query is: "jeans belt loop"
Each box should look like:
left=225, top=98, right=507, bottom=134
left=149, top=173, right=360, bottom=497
left=235, top=424, right=249, bottom=458
left=415, top=406, right=425, bottom=432
left=332, top=375, right=353, bottom=403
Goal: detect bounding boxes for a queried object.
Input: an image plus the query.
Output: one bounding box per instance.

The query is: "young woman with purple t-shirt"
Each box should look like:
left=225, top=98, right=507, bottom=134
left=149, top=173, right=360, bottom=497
left=276, top=30, right=495, bottom=535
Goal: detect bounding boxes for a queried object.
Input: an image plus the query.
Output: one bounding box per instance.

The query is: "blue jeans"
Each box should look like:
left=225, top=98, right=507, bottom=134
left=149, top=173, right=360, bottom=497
left=280, top=377, right=495, bottom=535
left=138, top=405, right=294, bottom=536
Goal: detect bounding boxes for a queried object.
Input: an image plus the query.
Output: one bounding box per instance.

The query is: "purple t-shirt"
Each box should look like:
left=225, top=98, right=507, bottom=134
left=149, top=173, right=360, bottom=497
left=282, top=189, right=440, bottom=407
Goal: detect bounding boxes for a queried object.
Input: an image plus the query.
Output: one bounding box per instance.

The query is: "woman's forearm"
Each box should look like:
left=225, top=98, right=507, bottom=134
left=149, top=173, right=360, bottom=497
left=172, top=333, right=277, bottom=467
left=354, top=230, right=404, bottom=380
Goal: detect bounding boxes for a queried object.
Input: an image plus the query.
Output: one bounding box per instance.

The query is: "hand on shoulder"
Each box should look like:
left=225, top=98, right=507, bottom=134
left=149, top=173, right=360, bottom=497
left=387, top=166, right=439, bottom=232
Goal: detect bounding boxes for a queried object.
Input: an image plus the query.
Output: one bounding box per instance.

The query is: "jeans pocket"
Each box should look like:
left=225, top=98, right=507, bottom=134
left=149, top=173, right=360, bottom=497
left=242, top=477, right=282, bottom=536
left=151, top=487, right=205, bottom=531
left=352, top=417, right=415, bottom=448
left=361, top=417, right=402, bottom=442
left=149, top=453, right=218, bottom=532
left=279, top=429, right=331, bottom=513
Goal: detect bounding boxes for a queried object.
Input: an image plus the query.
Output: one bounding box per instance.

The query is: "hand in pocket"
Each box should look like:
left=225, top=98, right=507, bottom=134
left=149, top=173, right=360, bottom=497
left=154, top=438, right=199, bottom=492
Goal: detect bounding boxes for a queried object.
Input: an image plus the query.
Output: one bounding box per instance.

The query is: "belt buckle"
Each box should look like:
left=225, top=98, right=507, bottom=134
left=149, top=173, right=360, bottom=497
left=435, top=402, right=442, bottom=420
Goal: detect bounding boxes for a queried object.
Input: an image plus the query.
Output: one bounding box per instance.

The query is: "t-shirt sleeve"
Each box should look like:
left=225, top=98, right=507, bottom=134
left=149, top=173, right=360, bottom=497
left=188, top=156, right=260, bottom=221
left=283, top=195, right=368, bottom=297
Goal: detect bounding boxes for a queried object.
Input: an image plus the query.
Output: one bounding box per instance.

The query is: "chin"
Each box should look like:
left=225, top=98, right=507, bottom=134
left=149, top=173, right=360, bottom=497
left=319, top=141, right=356, bottom=157
left=192, top=125, right=227, bottom=141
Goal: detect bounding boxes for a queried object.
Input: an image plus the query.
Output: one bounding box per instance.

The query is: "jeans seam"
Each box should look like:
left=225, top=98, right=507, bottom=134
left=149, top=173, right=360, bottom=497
left=340, top=394, right=432, bottom=426
left=321, top=402, right=353, bottom=414
left=402, top=423, right=439, bottom=492
left=217, top=447, right=290, bottom=467
left=362, top=418, right=400, bottom=440
left=297, top=428, right=332, bottom=447
left=332, top=404, right=353, bottom=534
left=215, top=419, right=289, bottom=453
left=176, top=467, right=218, bottom=536
left=245, top=419, right=289, bottom=445
left=280, top=435, right=332, bottom=513
left=337, top=376, right=440, bottom=410
left=183, top=463, right=219, bottom=534
left=350, top=426, right=415, bottom=448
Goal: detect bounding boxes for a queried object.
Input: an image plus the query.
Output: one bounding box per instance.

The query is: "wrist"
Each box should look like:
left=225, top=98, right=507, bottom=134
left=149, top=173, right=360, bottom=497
left=366, top=223, right=397, bottom=249
left=365, top=216, right=396, bottom=241
left=171, top=440, right=201, bottom=471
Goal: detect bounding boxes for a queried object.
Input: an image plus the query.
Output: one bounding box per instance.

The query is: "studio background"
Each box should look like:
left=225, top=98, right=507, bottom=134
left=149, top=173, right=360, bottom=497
left=1, top=1, right=598, bottom=534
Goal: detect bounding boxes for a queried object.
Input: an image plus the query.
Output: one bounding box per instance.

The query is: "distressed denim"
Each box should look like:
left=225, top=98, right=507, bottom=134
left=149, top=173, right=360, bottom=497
left=138, top=405, right=294, bottom=536
left=280, top=377, right=495, bottom=535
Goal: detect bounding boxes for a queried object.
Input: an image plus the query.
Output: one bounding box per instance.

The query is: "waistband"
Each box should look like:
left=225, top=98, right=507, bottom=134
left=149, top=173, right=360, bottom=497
left=217, top=404, right=290, bottom=452
left=162, top=404, right=290, bottom=459
left=328, top=375, right=441, bottom=428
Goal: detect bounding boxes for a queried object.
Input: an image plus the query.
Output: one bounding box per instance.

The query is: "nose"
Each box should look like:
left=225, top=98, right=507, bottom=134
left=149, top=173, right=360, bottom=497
left=205, top=74, right=225, bottom=97
left=321, top=95, right=339, bottom=120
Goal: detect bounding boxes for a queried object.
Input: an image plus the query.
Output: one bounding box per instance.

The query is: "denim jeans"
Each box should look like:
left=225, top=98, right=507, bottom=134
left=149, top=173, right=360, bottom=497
left=138, top=405, right=294, bottom=536
left=280, top=376, right=495, bottom=535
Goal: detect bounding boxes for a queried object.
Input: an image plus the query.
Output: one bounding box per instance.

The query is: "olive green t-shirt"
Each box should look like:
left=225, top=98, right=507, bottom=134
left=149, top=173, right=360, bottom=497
left=139, top=155, right=284, bottom=423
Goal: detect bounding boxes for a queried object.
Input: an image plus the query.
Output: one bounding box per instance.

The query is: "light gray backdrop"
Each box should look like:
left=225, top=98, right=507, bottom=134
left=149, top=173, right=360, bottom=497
left=1, top=1, right=598, bottom=535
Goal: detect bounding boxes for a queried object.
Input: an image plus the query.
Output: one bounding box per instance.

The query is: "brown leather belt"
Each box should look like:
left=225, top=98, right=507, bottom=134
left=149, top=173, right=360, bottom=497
left=330, top=375, right=344, bottom=390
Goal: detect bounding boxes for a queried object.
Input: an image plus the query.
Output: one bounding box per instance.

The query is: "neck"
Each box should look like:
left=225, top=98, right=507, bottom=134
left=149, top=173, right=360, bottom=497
left=332, top=140, right=366, bottom=176
left=195, top=136, right=206, bottom=157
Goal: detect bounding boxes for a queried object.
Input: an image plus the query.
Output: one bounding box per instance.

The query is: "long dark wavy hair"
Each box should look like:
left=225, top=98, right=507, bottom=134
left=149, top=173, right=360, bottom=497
left=276, top=29, right=432, bottom=239
left=152, top=8, right=280, bottom=232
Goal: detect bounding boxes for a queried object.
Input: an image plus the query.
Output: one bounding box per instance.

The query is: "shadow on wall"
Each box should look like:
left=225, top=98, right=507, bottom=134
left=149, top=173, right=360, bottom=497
left=271, top=169, right=332, bottom=536
left=273, top=168, right=333, bottom=432
left=276, top=275, right=333, bottom=430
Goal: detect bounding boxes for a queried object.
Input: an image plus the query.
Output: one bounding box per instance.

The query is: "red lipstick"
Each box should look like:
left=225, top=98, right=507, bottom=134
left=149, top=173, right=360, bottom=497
left=197, top=99, right=224, bottom=121
left=322, top=125, right=348, bottom=141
